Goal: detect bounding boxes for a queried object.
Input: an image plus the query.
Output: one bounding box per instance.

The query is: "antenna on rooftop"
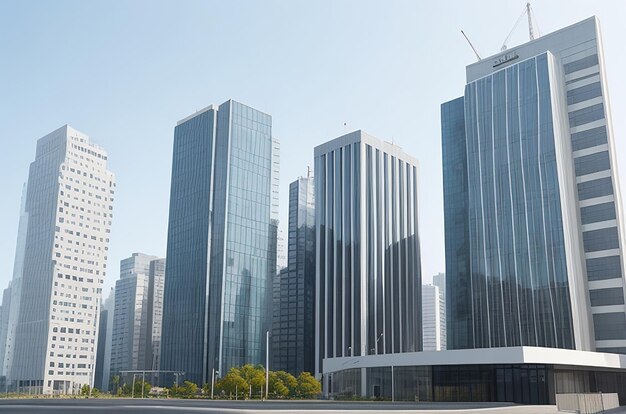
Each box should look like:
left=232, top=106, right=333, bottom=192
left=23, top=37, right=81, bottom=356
left=501, top=2, right=541, bottom=51
left=461, top=30, right=482, bottom=61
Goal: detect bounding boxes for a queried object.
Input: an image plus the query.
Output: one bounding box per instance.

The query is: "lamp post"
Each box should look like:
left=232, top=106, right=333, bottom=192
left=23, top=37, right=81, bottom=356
left=375, top=332, right=384, bottom=355
left=265, top=330, right=270, bottom=400
left=211, top=369, right=219, bottom=399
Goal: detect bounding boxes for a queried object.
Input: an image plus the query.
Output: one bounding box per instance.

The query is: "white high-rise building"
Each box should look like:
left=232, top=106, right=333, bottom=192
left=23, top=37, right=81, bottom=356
left=431, top=272, right=446, bottom=350
left=421, top=284, right=445, bottom=351
left=8, top=125, right=115, bottom=394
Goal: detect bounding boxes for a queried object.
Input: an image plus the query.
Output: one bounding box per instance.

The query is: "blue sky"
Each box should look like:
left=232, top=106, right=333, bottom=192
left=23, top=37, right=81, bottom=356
left=1, top=0, right=625, bottom=297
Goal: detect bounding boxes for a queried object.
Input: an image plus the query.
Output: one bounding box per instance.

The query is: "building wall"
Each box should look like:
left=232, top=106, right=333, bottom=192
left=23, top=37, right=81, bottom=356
left=9, top=125, right=114, bottom=393
left=272, top=175, right=315, bottom=375
left=315, top=130, right=422, bottom=379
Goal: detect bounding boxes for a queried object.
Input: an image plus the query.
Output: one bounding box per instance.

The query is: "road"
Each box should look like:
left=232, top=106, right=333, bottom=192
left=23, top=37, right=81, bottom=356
left=0, top=398, right=566, bottom=413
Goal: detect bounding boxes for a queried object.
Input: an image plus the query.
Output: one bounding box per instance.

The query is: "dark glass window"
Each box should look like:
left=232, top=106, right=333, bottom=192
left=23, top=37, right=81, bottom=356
left=571, top=126, right=607, bottom=151
left=574, top=151, right=610, bottom=176
left=582, top=227, right=619, bottom=252
left=577, top=177, right=613, bottom=200
left=564, top=54, right=599, bottom=74
left=589, top=287, right=625, bottom=307
left=580, top=202, right=616, bottom=224
left=586, top=255, right=622, bottom=281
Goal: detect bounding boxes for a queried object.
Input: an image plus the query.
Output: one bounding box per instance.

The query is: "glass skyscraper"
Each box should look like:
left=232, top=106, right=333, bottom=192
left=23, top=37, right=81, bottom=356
left=161, top=100, right=279, bottom=386
left=315, top=130, right=422, bottom=391
left=443, top=17, right=626, bottom=354
left=272, top=173, right=315, bottom=376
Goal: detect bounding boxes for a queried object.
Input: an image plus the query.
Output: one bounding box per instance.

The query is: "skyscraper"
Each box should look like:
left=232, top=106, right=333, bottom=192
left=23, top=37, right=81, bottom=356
left=94, top=288, right=114, bottom=391
left=8, top=125, right=115, bottom=394
left=3, top=184, right=28, bottom=380
left=315, top=130, right=422, bottom=397
left=0, top=285, right=12, bottom=377
left=272, top=173, right=315, bottom=376
left=110, top=253, right=165, bottom=379
left=442, top=16, right=626, bottom=355
left=161, top=100, right=279, bottom=386
left=431, top=272, right=447, bottom=350
left=421, top=284, right=445, bottom=351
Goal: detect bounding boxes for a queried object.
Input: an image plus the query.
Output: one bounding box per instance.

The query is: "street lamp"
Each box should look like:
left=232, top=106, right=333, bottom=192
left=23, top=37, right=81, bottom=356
left=374, top=332, right=384, bottom=355
left=265, top=330, right=270, bottom=400
left=211, top=369, right=220, bottom=399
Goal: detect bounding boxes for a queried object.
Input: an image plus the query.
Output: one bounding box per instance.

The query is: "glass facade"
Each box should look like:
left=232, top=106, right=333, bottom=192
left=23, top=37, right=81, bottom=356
left=272, top=175, right=315, bottom=376
left=161, top=108, right=216, bottom=385
left=443, top=54, right=575, bottom=350
left=315, top=131, right=421, bottom=376
left=161, top=100, right=278, bottom=386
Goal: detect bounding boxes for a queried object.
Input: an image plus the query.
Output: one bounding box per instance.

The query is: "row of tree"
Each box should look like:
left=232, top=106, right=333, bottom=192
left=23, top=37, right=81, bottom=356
left=212, top=364, right=320, bottom=399
left=110, top=364, right=321, bottom=399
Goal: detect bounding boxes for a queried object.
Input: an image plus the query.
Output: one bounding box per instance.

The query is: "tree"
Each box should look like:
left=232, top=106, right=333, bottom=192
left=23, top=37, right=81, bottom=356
left=133, top=380, right=151, bottom=397
left=111, top=375, right=121, bottom=395
left=216, top=370, right=248, bottom=399
left=268, top=372, right=289, bottom=398
left=275, top=371, right=297, bottom=397
left=296, top=372, right=321, bottom=399
left=80, top=384, right=90, bottom=396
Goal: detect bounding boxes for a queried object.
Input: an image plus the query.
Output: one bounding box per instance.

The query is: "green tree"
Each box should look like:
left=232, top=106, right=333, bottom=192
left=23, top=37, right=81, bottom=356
left=275, top=371, right=297, bottom=397
left=133, top=380, right=151, bottom=397
left=111, top=375, right=121, bottom=395
left=216, top=370, right=248, bottom=399
left=80, top=384, right=90, bottom=396
left=268, top=372, right=289, bottom=398
left=296, top=372, right=321, bottom=399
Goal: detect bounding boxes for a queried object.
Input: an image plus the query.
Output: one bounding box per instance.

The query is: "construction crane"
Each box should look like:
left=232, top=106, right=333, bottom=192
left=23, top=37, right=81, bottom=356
left=501, top=2, right=541, bottom=51
left=461, top=30, right=482, bottom=61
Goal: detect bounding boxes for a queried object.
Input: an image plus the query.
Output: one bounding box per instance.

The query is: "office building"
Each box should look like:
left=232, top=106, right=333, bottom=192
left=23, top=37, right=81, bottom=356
left=324, top=18, right=626, bottom=405
left=315, top=130, right=422, bottom=397
left=149, top=258, right=166, bottom=374
left=421, top=284, right=445, bottom=351
left=161, top=100, right=279, bottom=386
left=0, top=285, right=12, bottom=377
left=272, top=173, right=315, bottom=376
left=2, top=184, right=28, bottom=380
left=8, top=125, right=115, bottom=394
left=110, top=253, right=165, bottom=381
left=432, top=272, right=447, bottom=350
left=94, top=288, right=114, bottom=391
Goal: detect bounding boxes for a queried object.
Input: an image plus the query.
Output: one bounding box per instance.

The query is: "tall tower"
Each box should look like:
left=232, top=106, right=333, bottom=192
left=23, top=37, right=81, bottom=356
left=315, top=130, right=422, bottom=396
left=443, top=17, right=626, bottom=354
left=272, top=173, right=315, bottom=376
left=160, top=100, right=279, bottom=385
left=110, top=253, right=162, bottom=376
left=9, top=125, right=115, bottom=394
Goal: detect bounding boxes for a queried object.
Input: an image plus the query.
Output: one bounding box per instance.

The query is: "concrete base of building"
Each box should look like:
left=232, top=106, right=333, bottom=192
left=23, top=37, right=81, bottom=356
left=321, top=346, right=626, bottom=405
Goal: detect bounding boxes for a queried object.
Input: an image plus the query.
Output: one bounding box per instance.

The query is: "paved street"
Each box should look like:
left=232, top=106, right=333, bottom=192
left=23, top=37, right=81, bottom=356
left=0, top=398, right=565, bottom=413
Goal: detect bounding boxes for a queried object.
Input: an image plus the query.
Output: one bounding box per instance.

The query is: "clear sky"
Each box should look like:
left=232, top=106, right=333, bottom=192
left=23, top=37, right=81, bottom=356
left=1, top=0, right=625, bottom=298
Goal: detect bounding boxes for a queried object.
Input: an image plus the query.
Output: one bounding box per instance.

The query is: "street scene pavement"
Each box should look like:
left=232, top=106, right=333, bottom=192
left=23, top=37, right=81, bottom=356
left=0, top=399, right=566, bottom=414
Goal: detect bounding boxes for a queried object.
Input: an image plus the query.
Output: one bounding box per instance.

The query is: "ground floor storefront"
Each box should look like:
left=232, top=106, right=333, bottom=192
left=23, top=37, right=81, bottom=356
left=322, top=347, right=626, bottom=405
